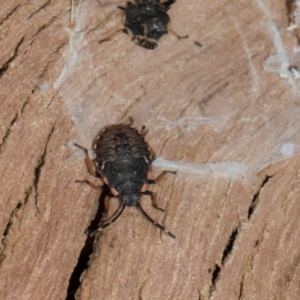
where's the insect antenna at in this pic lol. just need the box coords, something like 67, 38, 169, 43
89, 202, 126, 236
136, 203, 175, 239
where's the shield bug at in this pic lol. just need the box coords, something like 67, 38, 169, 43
74, 124, 176, 238
99, 0, 188, 49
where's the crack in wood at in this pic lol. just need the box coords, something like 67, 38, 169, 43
33, 124, 55, 212
236, 222, 268, 299
1, 201, 21, 246
34, 41, 68, 85
0, 113, 18, 153
199, 81, 230, 106
0, 187, 32, 263
0, 124, 55, 263
138, 280, 146, 300
158, 134, 172, 157
250, 233, 265, 270
65, 189, 110, 300
0, 93, 31, 153
159, 170, 177, 238
0, 4, 21, 26
238, 273, 245, 300
208, 263, 221, 298
197, 288, 202, 300
0, 37, 24, 78
29, 15, 59, 47
27, 0, 52, 21
221, 224, 240, 265
248, 174, 274, 219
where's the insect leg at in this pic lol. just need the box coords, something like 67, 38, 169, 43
73, 142, 99, 177
99, 194, 111, 226
136, 203, 175, 239
132, 36, 158, 49
168, 28, 189, 40
143, 190, 164, 212
148, 170, 176, 184
75, 179, 105, 190
161, 0, 176, 11
146, 145, 156, 160
89, 202, 126, 237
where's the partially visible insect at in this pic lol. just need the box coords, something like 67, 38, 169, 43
74, 123, 176, 238
100, 0, 188, 49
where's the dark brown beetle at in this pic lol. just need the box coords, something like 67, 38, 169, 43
100, 0, 188, 50
75, 124, 176, 238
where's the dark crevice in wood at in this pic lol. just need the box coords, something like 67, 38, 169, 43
0, 4, 21, 27
1, 201, 22, 238
158, 134, 172, 157
21, 94, 31, 115
248, 175, 274, 219
46, 95, 57, 108
0, 187, 32, 263
199, 81, 230, 106
34, 40, 67, 84
221, 225, 240, 265
33, 124, 55, 212
0, 113, 18, 153
27, 0, 52, 20
0, 122, 56, 261
0, 121, 56, 258
0, 92, 31, 153
29, 14, 59, 47
65, 189, 109, 300
0, 37, 24, 78
209, 263, 221, 297
138, 281, 146, 300
238, 273, 245, 299
197, 288, 202, 300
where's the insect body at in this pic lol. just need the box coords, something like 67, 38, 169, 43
100, 0, 188, 49
122, 0, 172, 49
75, 124, 176, 238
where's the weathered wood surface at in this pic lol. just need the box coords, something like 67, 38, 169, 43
0, 0, 300, 299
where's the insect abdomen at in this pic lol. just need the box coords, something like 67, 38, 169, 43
93, 124, 153, 168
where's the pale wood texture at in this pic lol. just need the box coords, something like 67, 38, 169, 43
1, 0, 300, 300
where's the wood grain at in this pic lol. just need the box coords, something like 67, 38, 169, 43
0, 1, 300, 300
